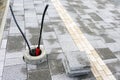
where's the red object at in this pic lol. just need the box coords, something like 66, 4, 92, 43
35, 47, 41, 56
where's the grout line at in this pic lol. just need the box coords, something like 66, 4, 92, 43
51, 0, 116, 80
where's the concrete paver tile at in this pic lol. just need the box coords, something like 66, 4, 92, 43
28, 69, 51, 80
2, 64, 27, 80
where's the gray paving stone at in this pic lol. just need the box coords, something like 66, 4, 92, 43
48, 53, 64, 60
26, 28, 40, 35
3, 30, 8, 39
90, 39, 107, 48
9, 26, 20, 34
25, 22, 38, 28
9, 20, 24, 33
53, 26, 68, 35
27, 64, 36, 71
37, 14, 49, 20
113, 72, 120, 80
28, 69, 51, 80
35, 7, 44, 15
0, 39, 7, 49
14, 11, 24, 16
89, 13, 103, 21
34, 1, 43, 5
49, 60, 65, 75
114, 28, 120, 34
114, 51, 120, 60
57, 34, 73, 42
43, 39, 61, 49
0, 62, 4, 70
48, 9, 59, 18
36, 61, 49, 69
25, 11, 36, 18
84, 33, 101, 40
106, 60, 120, 79
96, 48, 117, 60
106, 43, 120, 52
26, 34, 43, 46
106, 31, 120, 39
51, 73, 76, 80
6, 34, 25, 52
27, 61, 48, 71
0, 69, 3, 77
43, 24, 54, 32
2, 64, 27, 80
13, 6, 24, 12
13, 15, 24, 21
6, 51, 23, 59
10, 18, 17, 27
100, 34, 116, 43
4, 18, 11, 30
80, 26, 94, 34
25, 17, 37, 23
24, 0, 33, 4
5, 57, 25, 66
24, 4, 34, 10
0, 49, 6, 61
51, 72, 95, 80
60, 40, 79, 52
46, 48, 63, 54
42, 32, 57, 39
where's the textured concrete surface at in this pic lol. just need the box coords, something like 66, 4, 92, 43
0, 0, 120, 80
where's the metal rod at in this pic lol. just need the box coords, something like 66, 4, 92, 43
38, 4, 49, 48
9, 5, 31, 52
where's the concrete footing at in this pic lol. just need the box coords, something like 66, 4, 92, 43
62, 51, 91, 77
23, 45, 46, 64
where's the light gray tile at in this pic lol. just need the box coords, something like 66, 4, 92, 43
28, 69, 51, 80
49, 60, 65, 75
48, 53, 64, 60
0, 49, 6, 61
0, 69, 3, 77
51, 73, 76, 80
43, 39, 61, 49
27, 61, 48, 71
60, 41, 79, 52
89, 13, 103, 21
96, 48, 117, 60
6, 51, 23, 59
7, 35, 25, 52
46, 48, 63, 54
2, 65, 27, 80
5, 58, 25, 66
25, 22, 38, 28
2, 31, 9, 39
57, 34, 73, 42
42, 32, 57, 39
106, 43, 120, 52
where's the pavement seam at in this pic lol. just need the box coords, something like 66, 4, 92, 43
51, 0, 116, 80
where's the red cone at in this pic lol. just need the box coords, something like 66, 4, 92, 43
35, 47, 41, 56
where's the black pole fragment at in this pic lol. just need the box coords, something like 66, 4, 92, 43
37, 4, 49, 48
9, 5, 31, 52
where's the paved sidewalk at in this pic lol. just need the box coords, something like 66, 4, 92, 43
0, 0, 120, 80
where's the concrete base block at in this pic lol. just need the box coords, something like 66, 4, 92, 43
62, 51, 91, 77
23, 45, 46, 64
